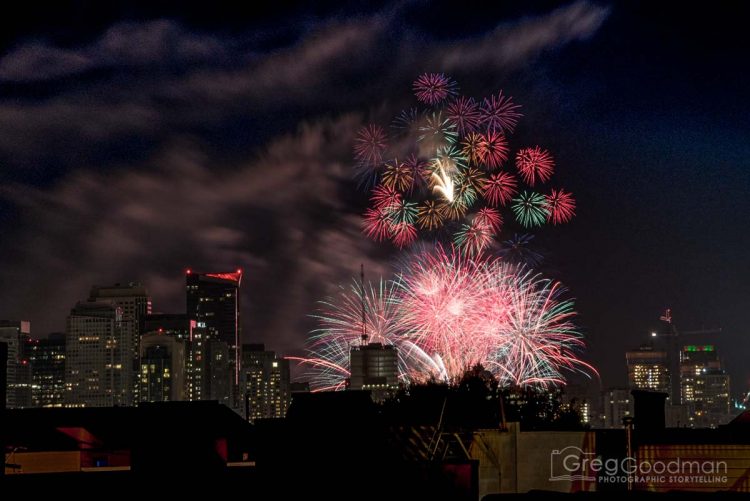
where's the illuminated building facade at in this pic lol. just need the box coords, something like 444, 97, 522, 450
28, 333, 66, 408
241, 344, 290, 422
64, 301, 132, 407
626, 345, 671, 397
139, 333, 186, 402
349, 343, 398, 392
0, 320, 32, 408
680, 345, 731, 427
600, 387, 633, 428
186, 270, 242, 408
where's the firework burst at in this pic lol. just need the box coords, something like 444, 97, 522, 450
545, 188, 576, 225
516, 146, 555, 185
478, 130, 510, 169
479, 91, 522, 133
413, 73, 458, 105
446, 96, 481, 136
482, 171, 517, 206
299, 245, 596, 389
382, 159, 415, 193
512, 191, 549, 228
417, 200, 446, 230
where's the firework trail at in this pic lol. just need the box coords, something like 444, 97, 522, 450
299, 245, 596, 390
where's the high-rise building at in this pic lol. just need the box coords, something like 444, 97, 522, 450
139, 333, 186, 402
626, 345, 670, 397
64, 301, 132, 407
680, 344, 730, 427
241, 344, 290, 422
600, 387, 634, 428
562, 384, 596, 426
348, 343, 398, 392
0, 320, 32, 408
89, 283, 152, 402
28, 333, 66, 408
186, 270, 242, 408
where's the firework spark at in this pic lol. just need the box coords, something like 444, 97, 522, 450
454, 222, 493, 256
417, 200, 446, 230
382, 158, 415, 193
474, 207, 503, 233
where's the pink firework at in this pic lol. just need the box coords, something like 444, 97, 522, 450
516, 146, 555, 185
363, 206, 393, 241
404, 154, 428, 190
545, 189, 576, 225
354, 124, 387, 166
391, 222, 418, 248
446, 96, 481, 136
478, 130, 509, 169
413, 73, 458, 105
474, 207, 503, 233
370, 185, 402, 210
482, 172, 518, 206
479, 91, 522, 133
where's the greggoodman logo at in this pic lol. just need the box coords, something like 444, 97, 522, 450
549, 446, 728, 485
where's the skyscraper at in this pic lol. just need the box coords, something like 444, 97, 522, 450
0, 320, 32, 408
89, 283, 152, 402
241, 344, 290, 422
186, 269, 242, 408
28, 333, 66, 408
139, 333, 186, 402
626, 344, 670, 397
65, 301, 132, 407
680, 344, 731, 427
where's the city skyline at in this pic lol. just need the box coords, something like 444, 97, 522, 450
0, 2, 748, 392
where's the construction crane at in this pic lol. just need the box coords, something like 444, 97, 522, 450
652, 308, 722, 404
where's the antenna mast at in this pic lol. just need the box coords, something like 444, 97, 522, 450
361, 263, 368, 346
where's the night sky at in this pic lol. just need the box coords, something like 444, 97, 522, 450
0, 1, 748, 392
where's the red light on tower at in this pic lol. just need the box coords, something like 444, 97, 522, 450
236, 268, 242, 274
186, 268, 192, 275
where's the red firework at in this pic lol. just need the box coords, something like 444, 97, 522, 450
363, 206, 393, 241
474, 207, 503, 233
479, 91, 522, 133
545, 189, 576, 225
516, 146, 555, 185
478, 130, 509, 169
370, 185, 402, 210
404, 154, 428, 190
413, 73, 458, 105
446, 96, 481, 136
482, 171, 518, 206
391, 222, 418, 248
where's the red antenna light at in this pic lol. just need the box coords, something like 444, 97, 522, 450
236, 268, 242, 274
186, 268, 192, 275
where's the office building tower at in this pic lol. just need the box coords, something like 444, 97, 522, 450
349, 343, 398, 392
600, 387, 634, 428
139, 333, 186, 402
186, 270, 242, 408
626, 344, 671, 397
89, 283, 152, 402
28, 333, 66, 408
680, 344, 730, 427
0, 320, 32, 408
241, 344, 290, 422
65, 301, 132, 407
